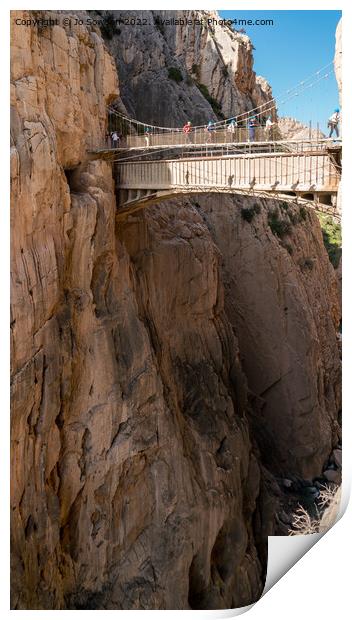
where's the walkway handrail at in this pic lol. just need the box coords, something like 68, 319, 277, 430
116, 150, 340, 193
90, 138, 342, 160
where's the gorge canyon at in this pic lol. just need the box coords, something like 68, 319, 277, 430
10, 10, 342, 610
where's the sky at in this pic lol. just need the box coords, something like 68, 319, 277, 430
220, 10, 341, 132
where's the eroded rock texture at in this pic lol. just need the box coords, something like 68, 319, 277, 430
101, 9, 276, 124
194, 195, 341, 477
11, 10, 341, 610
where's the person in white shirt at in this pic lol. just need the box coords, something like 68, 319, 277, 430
227, 119, 237, 142
265, 116, 274, 140
144, 127, 151, 147
111, 131, 120, 148
328, 109, 340, 138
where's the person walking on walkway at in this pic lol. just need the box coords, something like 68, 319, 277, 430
111, 131, 120, 148
328, 109, 340, 138
206, 121, 215, 143
265, 115, 274, 141
183, 121, 192, 143
144, 127, 151, 147
227, 118, 237, 142
248, 116, 256, 142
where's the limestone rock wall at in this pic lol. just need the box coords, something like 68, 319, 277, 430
11, 11, 273, 609
278, 117, 326, 140
194, 195, 341, 478
101, 9, 276, 125
118, 196, 341, 482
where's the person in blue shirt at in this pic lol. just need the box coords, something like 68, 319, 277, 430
248, 116, 256, 142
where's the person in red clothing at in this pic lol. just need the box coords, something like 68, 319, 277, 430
183, 121, 192, 142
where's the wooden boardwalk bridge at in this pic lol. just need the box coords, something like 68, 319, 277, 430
89, 139, 341, 220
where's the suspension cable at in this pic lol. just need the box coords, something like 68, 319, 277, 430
107, 62, 335, 132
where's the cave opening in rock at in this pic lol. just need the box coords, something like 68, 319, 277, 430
188, 554, 205, 610
64, 166, 81, 193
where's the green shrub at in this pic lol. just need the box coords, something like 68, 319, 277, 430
197, 82, 209, 98
317, 214, 342, 268
191, 63, 200, 79
268, 208, 292, 238
196, 82, 223, 117
241, 203, 261, 223
299, 206, 308, 221
241, 208, 254, 223
288, 210, 300, 225
280, 204, 309, 226
168, 67, 183, 82
253, 203, 261, 214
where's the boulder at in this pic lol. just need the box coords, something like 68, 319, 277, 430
323, 469, 341, 485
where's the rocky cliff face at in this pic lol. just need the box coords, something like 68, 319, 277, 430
118, 195, 341, 482
11, 12, 272, 609
195, 196, 341, 477
11, 10, 341, 610
99, 9, 276, 125
278, 117, 326, 140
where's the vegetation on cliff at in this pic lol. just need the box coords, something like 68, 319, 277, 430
317, 213, 342, 268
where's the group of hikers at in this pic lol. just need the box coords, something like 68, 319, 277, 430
180, 108, 340, 142
106, 116, 276, 148
180, 115, 276, 143
106, 108, 340, 148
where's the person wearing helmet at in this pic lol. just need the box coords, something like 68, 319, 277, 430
227, 118, 237, 130
144, 126, 151, 147
328, 108, 340, 138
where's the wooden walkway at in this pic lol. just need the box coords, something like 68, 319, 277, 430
89, 139, 341, 219
115, 150, 340, 218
